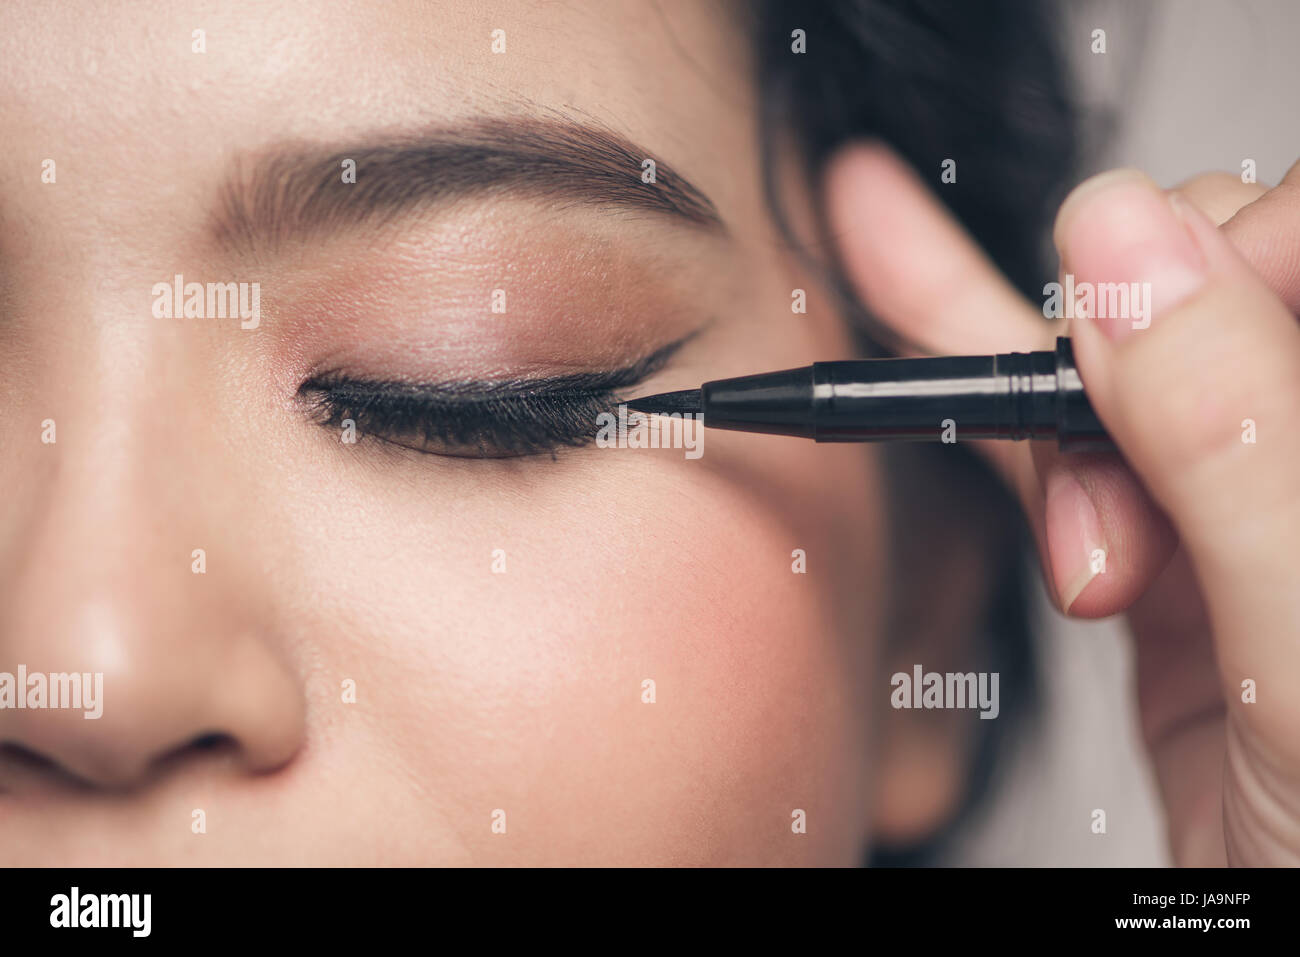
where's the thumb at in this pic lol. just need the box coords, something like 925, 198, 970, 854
1057, 169, 1300, 757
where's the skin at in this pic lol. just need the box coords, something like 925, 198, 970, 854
4, 0, 1295, 866
0, 1, 887, 865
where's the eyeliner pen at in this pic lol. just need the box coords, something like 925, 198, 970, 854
627, 337, 1114, 452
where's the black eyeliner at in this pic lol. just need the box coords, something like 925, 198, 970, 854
298, 334, 691, 458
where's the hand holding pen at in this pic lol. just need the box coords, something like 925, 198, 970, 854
817, 147, 1300, 866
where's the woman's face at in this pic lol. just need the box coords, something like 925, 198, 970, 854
0, 0, 885, 863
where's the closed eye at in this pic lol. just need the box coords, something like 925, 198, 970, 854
297, 335, 692, 459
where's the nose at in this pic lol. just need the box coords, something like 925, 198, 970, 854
0, 416, 305, 790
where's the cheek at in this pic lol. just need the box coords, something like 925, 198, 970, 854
270, 431, 884, 865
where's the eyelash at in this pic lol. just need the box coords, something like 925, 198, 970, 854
298, 375, 623, 459
297, 333, 695, 459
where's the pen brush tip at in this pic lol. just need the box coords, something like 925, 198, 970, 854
625, 388, 702, 415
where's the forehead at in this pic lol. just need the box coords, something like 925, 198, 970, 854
0, 1, 754, 226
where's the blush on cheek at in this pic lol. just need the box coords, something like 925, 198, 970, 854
266, 380, 883, 863
368, 450, 882, 864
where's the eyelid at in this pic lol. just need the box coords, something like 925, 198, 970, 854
299, 377, 617, 458
295, 331, 700, 459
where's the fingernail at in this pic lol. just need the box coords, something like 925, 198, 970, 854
1056, 173, 1209, 342
1045, 468, 1106, 613
1052, 168, 1150, 249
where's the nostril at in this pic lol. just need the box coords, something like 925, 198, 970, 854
100, 732, 239, 788
0, 741, 60, 773
0, 741, 92, 791
1, 732, 243, 793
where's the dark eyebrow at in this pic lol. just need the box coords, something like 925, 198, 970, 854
210, 115, 725, 255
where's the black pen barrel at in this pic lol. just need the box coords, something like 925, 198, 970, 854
699, 338, 1112, 451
